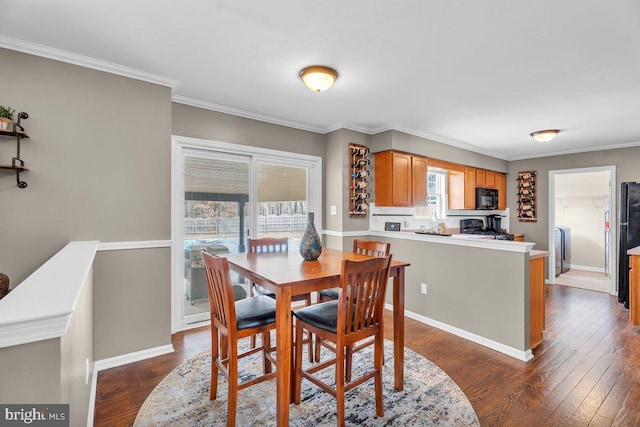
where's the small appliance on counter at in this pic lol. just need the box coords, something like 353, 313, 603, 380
385, 221, 401, 231
459, 218, 514, 240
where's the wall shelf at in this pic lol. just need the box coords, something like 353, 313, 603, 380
0, 112, 30, 188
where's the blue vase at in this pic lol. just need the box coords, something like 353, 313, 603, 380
299, 212, 322, 261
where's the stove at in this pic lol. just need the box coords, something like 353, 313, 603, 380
459, 219, 514, 241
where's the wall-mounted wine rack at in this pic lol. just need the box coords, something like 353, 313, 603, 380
349, 143, 370, 216
517, 170, 537, 222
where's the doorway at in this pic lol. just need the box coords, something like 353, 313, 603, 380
548, 166, 616, 295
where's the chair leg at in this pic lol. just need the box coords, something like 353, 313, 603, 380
261, 330, 272, 374
305, 294, 314, 363
314, 334, 322, 362
249, 284, 257, 350
374, 332, 384, 417
210, 325, 219, 400
227, 341, 238, 427
345, 344, 354, 383
293, 321, 305, 405
336, 344, 346, 427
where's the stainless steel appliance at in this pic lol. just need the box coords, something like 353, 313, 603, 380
459, 218, 514, 240
554, 226, 571, 277
618, 182, 640, 309
476, 187, 499, 210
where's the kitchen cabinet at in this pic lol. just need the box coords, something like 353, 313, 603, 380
530, 250, 549, 348
495, 172, 507, 210
464, 167, 476, 209
513, 233, 525, 242
629, 248, 640, 326
486, 171, 496, 188
374, 150, 427, 207
475, 169, 485, 188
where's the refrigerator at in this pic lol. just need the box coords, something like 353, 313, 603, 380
554, 226, 571, 277
618, 182, 640, 309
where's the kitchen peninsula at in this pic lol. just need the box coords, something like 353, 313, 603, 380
363, 229, 547, 361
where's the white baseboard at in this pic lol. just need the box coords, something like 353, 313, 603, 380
568, 264, 606, 273
94, 344, 175, 372
387, 303, 533, 362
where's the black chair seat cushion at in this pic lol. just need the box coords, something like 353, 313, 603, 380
235, 295, 276, 330
318, 287, 339, 300
293, 300, 341, 333
253, 284, 276, 299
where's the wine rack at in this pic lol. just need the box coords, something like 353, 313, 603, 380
517, 170, 537, 222
349, 143, 370, 216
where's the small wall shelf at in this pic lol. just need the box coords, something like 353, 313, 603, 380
0, 112, 30, 188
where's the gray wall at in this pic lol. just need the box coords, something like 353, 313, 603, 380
372, 129, 509, 173
508, 146, 640, 252
0, 48, 173, 359
370, 236, 529, 351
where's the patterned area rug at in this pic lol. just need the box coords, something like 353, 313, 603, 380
134, 339, 479, 426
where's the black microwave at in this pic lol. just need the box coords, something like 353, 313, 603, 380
476, 187, 498, 210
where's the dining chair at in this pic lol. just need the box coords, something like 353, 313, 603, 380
202, 251, 277, 427
316, 239, 391, 378
247, 237, 314, 361
292, 255, 392, 426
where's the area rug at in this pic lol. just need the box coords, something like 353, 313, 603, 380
134, 339, 479, 426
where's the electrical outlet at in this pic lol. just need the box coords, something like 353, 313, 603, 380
421, 283, 427, 294
330, 205, 337, 215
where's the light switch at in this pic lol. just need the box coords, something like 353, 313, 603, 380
330, 205, 337, 215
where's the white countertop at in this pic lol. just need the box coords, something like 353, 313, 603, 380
369, 230, 535, 253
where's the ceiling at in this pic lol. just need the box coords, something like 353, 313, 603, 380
2, 1, 640, 160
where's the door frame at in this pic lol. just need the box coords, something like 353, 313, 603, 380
548, 165, 617, 295
170, 135, 323, 332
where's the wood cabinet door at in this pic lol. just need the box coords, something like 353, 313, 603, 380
496, 173, 507, 210
486, 171, 496, 188
464, 167, 476, 209
373, 151, 392, 206
475, 169, 485, 188
392, 152, 412, 206
411, 156, 428, 206
448, 170, 465, 210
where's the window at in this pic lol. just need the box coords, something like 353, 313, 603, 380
427, 170, 447, 218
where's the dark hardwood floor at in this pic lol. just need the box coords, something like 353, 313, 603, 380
94, 284, 640, 426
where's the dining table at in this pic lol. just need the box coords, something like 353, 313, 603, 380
224, 247, 410, 426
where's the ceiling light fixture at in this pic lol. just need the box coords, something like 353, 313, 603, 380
530, 129, 559, 143
299, 65, 338, 92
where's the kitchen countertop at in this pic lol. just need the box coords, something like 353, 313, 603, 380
369, 229, 535, 253
628, 246, 640, 256
530, 250, 550, 260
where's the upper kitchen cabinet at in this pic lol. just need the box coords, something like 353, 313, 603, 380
495, 172, 507, 210
374, 150, 428, 206
464, 167, 476, 209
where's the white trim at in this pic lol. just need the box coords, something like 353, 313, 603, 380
93, 344, 175, 372
370, 230, 535, 253
568, 264, 606, 273
87, 366, 98, 427
508, 140, 640, 161
0, 35, 178, 89
172, 95, 325, 134
0, 241, 99, 349
97, 240, 172, 251
389, 304, 533, 362
322, 230, 369, 237
548, 166, 617, 295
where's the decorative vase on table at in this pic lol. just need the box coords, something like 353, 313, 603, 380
299, 212, 322, 261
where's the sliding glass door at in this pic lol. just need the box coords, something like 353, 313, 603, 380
172, 137, 322, 330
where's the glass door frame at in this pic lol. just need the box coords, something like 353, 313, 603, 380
171, 135, 323, 332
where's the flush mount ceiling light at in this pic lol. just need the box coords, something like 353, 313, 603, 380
530, 129, 560, 143
299, 65, 338, 92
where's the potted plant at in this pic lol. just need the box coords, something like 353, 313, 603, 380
0, 105, 15, 130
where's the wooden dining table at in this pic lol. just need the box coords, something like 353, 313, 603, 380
224, 247, 410, 426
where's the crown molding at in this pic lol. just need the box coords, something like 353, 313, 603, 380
507, 139, 640, 161
0, 35, 179, 88
172, 95, 327, 134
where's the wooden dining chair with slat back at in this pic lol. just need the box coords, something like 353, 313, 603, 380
292, 255, 392, 426
316, 239, 391, 378
202, 251, 278, 427
247, 237, 314, 361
